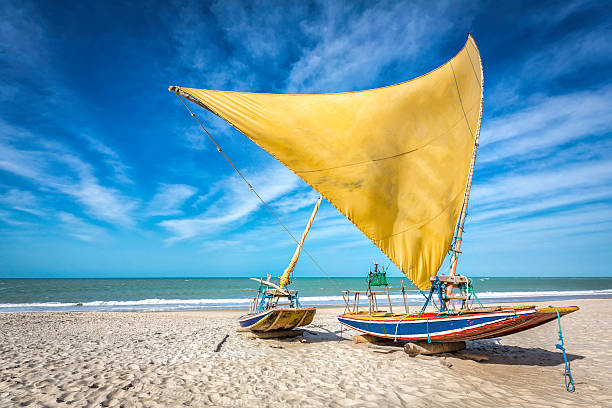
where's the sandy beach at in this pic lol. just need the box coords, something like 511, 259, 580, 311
0, 299, 610, 407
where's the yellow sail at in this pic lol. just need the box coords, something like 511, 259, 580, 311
279, 196, 322, 289
170, 35, 483, 290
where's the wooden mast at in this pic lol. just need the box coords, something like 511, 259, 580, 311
446, 51, 484, 297
279, 195, 322, 289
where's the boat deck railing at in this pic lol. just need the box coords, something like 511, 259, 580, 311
342, 288, 396, 315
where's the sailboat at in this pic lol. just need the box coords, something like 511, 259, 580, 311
237, 196, 320, 331
169, 34, 577, 341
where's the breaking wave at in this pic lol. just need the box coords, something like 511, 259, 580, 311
0, 289, 610, 313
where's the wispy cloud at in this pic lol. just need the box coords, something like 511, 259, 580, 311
272, 191, 320, 215
0, 188, 45, 216
488, 8, 611, 109
57, 212, 108, 242
145, 184, 197, 216
0, 209, 29, 227
159, 164, 300, 243
474, 160, 612, 206
0, 123, 137, 227
287, 1, 461, 92
481, 86, 612, 149
469, 203, 612, 245
521, 25, 612, 82
82, 134, 133, 185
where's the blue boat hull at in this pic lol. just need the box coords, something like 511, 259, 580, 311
338, 306, 578, 341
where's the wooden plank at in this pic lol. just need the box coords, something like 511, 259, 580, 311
367, 344, 403, 353
434, 275, 469, 284
404, 341, 466, 355
249, 278, 288, 294
446, 295, 468, 300
343, 290, 390, 294
263, 310, 285, 332
353, 334, 384, 344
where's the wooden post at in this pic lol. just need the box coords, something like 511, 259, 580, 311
401, 280, 409, 314
386, 286, 393, 313
340, 292, 349, 310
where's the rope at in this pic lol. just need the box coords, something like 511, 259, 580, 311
393, 314, 411, 342
176, 94, 345, 296
467, 279, 483, 308
549, 305, 575, 392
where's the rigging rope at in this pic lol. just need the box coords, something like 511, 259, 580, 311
393, 314, 411, 342
176, 94, 345, 295
549, 306, 575, 392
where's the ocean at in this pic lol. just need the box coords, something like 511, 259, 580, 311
0, 277, 610, 313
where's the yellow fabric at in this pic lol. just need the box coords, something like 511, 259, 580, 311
279, 196, 322, 289
173, 36, 483, 290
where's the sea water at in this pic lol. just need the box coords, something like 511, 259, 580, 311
0, 277, 610, 312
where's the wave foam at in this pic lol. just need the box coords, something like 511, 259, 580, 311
0, 289, 610, 312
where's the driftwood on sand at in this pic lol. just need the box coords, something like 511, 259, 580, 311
214, 334, 229, 352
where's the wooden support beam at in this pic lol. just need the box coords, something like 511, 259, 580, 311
404, 341, 466, 355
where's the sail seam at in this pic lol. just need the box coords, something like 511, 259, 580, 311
449, 61, 475, 141
296, 148, 419, 174
465, 42, 480, 86
295, 112, 476, 174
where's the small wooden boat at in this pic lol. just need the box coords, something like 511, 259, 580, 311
339, 269, 579, 342
237, 197, 321, 332
339, 305, 578, 342
239, 306, 316, 332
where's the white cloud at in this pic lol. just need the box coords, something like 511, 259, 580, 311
522, 25, 612, 82
480, 86, 612, 164
57, 212, 108, 242
470, 185, 612, 225
146, 184, 197, 216
272, 191, 320, 215
0, 125, 137, 227
468, 203, 612, 245
0, 189, 44, 216
0, 209, 29, 227
472, 160, 612, 207
82, 134, 133, 184
287, 1, 459, 93
159, 164, 300, 243
488, 20, 611, 109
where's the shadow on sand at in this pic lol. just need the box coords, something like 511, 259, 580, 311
297, 325, 345, 343
460, 339, 584, 367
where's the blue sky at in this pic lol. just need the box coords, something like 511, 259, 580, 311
0, 0, 611, 278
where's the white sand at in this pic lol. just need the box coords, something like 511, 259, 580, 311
0, 299, 610, 407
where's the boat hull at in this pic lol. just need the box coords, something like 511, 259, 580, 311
239, 307, 316, 332
338, 306, 578, 342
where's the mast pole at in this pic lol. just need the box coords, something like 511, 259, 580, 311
447, 49, 484, 296
279, 195, 322, 289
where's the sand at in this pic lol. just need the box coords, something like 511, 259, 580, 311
0, 299, 610, 407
